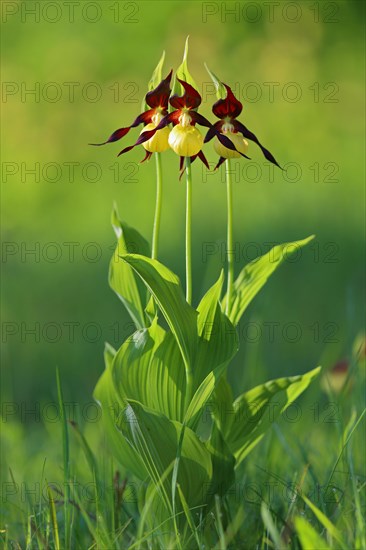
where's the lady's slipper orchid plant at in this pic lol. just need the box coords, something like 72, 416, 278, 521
90, 40, 320, 547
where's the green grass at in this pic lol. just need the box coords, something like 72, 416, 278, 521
2, 355, 365, 549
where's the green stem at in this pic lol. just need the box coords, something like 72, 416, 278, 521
151, 152, 163, 260
185, 157, 192, 305
225, 158, 234, 316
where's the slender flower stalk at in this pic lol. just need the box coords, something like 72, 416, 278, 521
225, 159, 234, 316
206, 82, 281, 316
185, 157, 193, 305
152, 152, 163, 260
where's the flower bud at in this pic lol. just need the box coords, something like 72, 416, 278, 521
140, 123, 170, 153
168, 124, 204, 157
214, 131, 249, 159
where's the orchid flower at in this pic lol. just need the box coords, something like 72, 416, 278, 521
90, 71, 173, 163
205, 84, 281, 170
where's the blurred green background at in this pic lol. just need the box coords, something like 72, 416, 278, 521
2, 0, 364, 411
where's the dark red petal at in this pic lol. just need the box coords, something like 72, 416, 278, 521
216, 132, 251, 159
140, 150, 153, 163
212, 84, 242, 119
89, 127, 130, 146
170, 78, 201, 110
117, 111, 177, 157
204, 121, 223, 143
90, 110, 154, 146
190, 112, 212, 128
179, 157, 186, 181
145, 70, 173, 110
154, 111, 179, 130
214, 157, 226, 170
234, 120, 282, 168
197, 150, 210, 170
117, 127, 157, 157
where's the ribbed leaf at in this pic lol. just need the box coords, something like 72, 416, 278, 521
185, 273, 238, 429
120, 401, 212, 511
195, 271, 238, 386
120, 254, 198, 372
222, 236, 315, 326
227, 366, 321, 467
210, 376, 235, 438
204, 424, 235, 507
109, 205, 150, 329
93, 343, 147, 480
111, 319, 186, 421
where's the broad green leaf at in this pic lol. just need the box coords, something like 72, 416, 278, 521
301, 495, 346, 549
227, 366, 321, 467
111, 204, 150, 257
104, 341, 116, 368
185, 366, 227, 431
222, 236, 315, 326
111, 319, 187, 421
120, 254, 198, 372
210, 376, 235, 438
294, 516, 331, 550
173, 36, 197, 97
204, 424, 235, 507
195, 271, 238, 385
110, 205, 150, 329
184, 273, 238, 429
196, 270, 224, 337
119, 401, 212, 511
204, 63, 226, 100
93, 344, 147, 480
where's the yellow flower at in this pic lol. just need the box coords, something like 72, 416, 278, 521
151, 80, 211, 169
214, 130, 248, 159
168, 124, 203, 157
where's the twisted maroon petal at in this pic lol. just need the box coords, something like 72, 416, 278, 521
117, 127, 157, 157
216, 132, 250, 159
140, 150, 153, 163
214, 156, 226, 170
205, 122, 250, 159
154, 111, 180, 130
234, 120, 281, 168
204, 121, 223, 143
190, 111, 212, 128
170, 78, 201, 110
145, 70, 173, 110
90, 110, 154, 146
212, 84, 242, 119
197, 150, 210, 170
179, 156, 185, 173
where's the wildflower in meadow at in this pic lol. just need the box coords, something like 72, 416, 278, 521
205, 83, 281, 169
91, 71, 173, 162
